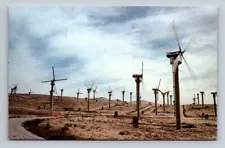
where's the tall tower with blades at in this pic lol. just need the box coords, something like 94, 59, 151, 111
12, 84, 19, 95
10, 87, 14, 100
93, 86, 98, 100
158, 87, 168, 113
28, 89, 33, 96
169, 95, 173, 105
197, 93, 200, 105
8, 85, 16, 101
76, 89, 82, 99
42, 66, 67, 111
121, 86, 126, 105
130, 92, 132, 105
166, 90, 170, 105
132, 61, 144, 120
152, 79, 161, 115
200, 91, 205, 108
166, 21, 196, 129
158, 90, 167, 113
108, 87, 112, 109
140, 62, 144, 103
211, 92, 217, 117
86, 82, 94, 112
193, 94, 196, 105
60, 89, 64, 99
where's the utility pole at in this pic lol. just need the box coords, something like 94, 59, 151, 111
132, 74, 142, 119
42, 67, 67, 111
200, 91, 204, 108
211, 92, 217, 117
60, 89, 64, 99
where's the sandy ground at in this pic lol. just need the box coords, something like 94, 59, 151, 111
8, 93, 217, 140
22, 110, 216, 140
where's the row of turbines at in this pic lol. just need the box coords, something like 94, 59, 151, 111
9, 21, 217, 130
41, 65, 143, 111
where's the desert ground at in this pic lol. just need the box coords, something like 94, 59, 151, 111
8, 93, 217, 140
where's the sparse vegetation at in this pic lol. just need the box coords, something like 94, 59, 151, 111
9, 93, 216, 140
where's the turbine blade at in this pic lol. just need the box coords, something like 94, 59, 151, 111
182, 55, 197, 81
52, 66, 55, 80
157, 79, 161, 89
90, 81, 95, 90
55, 78, 67, 81
54, 84, 58, 95
42, 80, 52, 83
183, 36, 193, 53
172, 20, 182, 52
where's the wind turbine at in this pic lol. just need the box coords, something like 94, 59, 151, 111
53, 82, 60, 100
76, 89, 82, 99
28, 89, 33, 96
130, 92, 133, 105
8, 85, 15, 101
211, 92, 217, 117
166, 20, 196, 129
165, 87, 171, 106
158, 88, 168, 113
42, 66, 67, 110
140, 62, 144, 103
121, 85, 126, 105
12, 84, 19, 95
132, 61, 144, 120
152, 79, 161, 115
60, 89, 64, 99
86, 82, 94, 112
108, 86, 112, 109
93, 86, 98, 100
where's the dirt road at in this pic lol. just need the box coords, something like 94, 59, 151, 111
8, 117, 44, 140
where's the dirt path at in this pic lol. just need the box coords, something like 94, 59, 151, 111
8, 117, 53, 140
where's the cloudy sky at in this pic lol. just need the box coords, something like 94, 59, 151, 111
8, 6, 217, 104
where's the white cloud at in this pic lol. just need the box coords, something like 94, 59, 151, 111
8, 6, 217, 105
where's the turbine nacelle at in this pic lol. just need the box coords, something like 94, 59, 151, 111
166, 51, 182, 65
